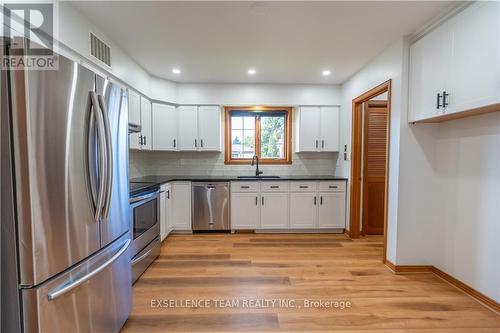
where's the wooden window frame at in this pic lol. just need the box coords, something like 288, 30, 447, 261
224, 106, 292, 165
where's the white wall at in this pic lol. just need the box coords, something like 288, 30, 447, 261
340, 39, 408, 262
58, 2, 151, 96
434, 113, 500, 302
173, 83, 340, 106
341, 37, 499, 302
150, 76, 177, 103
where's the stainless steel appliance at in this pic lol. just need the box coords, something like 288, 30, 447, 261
1, 38, 131, 332
192, 182, 230, 231
129, 185, 161, 283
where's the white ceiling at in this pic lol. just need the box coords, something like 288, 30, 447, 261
71, 1, 453, 84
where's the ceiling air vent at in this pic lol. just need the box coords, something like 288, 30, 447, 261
90, 33, 111, 67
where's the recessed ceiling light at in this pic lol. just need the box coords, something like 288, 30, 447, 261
322, 70, 331, 76
248, 68, 256, 75
172, 68, 181, 74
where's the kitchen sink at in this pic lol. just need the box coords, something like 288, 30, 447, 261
237, 175, 281, 179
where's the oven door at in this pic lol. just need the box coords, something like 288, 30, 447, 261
130, 191, 160, 257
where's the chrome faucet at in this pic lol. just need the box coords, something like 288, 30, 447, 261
251, 155, 263, 177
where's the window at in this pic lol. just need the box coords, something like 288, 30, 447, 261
224, 106, 292, 164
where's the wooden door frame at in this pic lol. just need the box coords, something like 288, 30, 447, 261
349, 80, 392, 263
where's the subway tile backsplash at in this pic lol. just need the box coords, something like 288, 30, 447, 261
129, 150, 338, 178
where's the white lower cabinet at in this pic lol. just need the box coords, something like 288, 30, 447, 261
171, 182, 192, 231
230, 181, 346, 231
159, 189, 167, 240
289, 192, 317, 228
230, 192, 260, 229
318, 192, 345, 229
160, 183, 173, 240
260, 192, 289, 229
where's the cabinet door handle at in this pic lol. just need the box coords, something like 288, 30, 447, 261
194, 139, 197, 147
143, 135, 146, 146
322, 140, 325, 149
139, 135, 143, 145
166, 190, 170, 199
315, 140, 318, 148
262, 196, 264, 205
320, 196, 323, 205
201, 139, 204, 148
314, 196, 317, 205
436, 93, 442, 109
443, 91, 449, 108
255, 196, 258, 205
173, 139, 176, 148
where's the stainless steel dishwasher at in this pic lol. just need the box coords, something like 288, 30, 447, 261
192, 182, 230, 231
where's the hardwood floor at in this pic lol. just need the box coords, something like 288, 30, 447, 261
121, 233, 500, 332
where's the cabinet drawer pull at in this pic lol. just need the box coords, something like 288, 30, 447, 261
329, 185, 338, 189
270, 186, 279, 189
240, 186, 250, 189
255, 196, 258, 205
314, 196, 317, 205
262, 196, 264, 205
443, 91, 449, 108
299, 185, 309, 189
320, 196, 323, 205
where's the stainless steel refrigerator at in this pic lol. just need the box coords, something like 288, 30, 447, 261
1, 38, 132, 332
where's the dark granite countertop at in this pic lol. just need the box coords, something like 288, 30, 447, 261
130, 175, 348, 188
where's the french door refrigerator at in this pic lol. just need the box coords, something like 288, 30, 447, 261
1, 38, 132, 332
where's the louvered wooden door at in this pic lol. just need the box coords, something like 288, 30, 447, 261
361, 100, 388, 235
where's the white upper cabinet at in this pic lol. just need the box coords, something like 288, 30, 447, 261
296, 106, 339, 152
197, 106, 222, 151
409, 23, 450, 122
128, 90, 142, 150
177, 106, 199, 151
297, 107, 320, 152
320, 107, 340, 152
140, 97, 152, 150
408, 2, 500, 122
152, 103, 177, 151
446, 2, 500, 114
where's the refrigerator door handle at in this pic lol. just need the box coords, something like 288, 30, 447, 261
89, 92, 106, 222
47, 239, 131, 301
97, 94, 113, 219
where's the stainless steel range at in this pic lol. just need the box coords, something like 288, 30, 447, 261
129, 183, 161, 283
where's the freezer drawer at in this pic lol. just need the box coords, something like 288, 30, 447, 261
192, 182, 230, 230
21, 235, 132, 333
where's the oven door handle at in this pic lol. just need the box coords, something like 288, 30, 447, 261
130, 192, 157, 204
